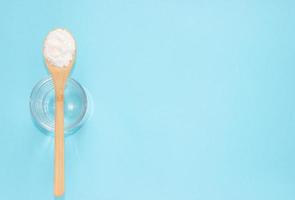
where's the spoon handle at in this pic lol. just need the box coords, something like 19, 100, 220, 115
54, 91, 65, 196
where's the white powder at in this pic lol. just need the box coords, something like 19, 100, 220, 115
43, 28, 76, 68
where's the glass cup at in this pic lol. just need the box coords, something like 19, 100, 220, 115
30, 76, 90, 136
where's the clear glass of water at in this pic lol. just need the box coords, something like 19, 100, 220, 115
30, 76, 90, 136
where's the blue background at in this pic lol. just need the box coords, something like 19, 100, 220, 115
0, 0, 294, 199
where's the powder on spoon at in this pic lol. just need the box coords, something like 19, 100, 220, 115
43, 28, 76, 68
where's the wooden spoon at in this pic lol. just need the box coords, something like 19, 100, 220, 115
44, 31, 76, 196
